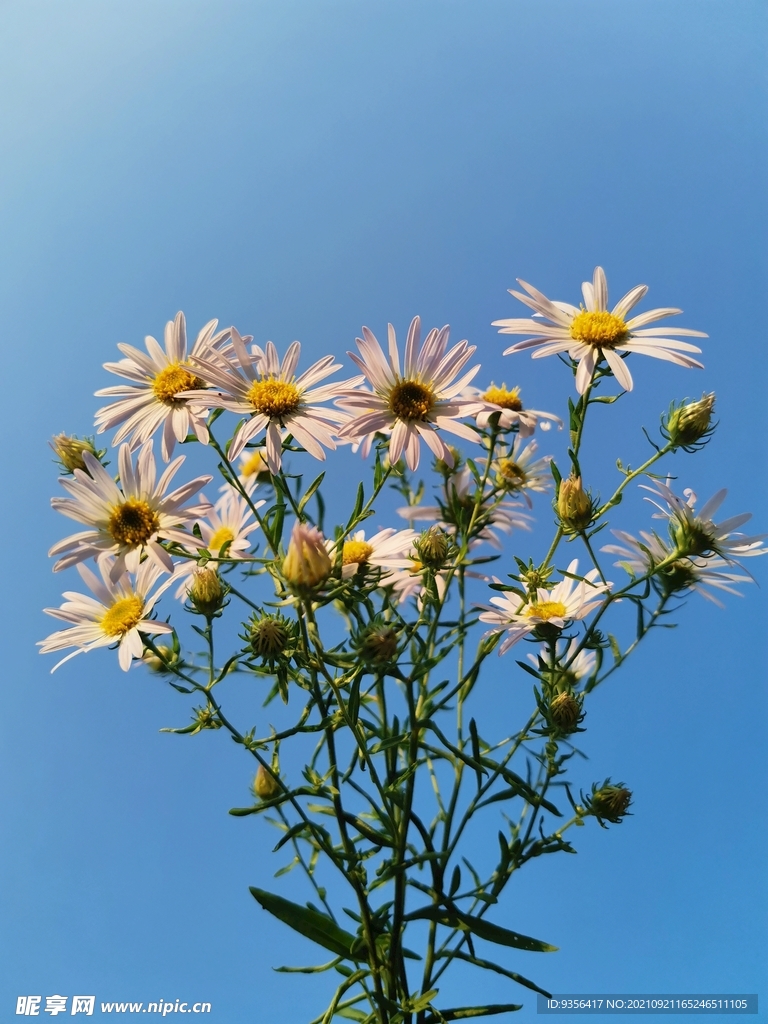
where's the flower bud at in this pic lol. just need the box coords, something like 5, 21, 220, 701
50, 434, 103, 474
358, 624, 399, 665
587, 780, 632, 823
558, 476, 593, 532
282, 521, 332, 589
254, 764, 281, 800
415, 527, 450, 570
549, 691, 583, 733
142, 644, 179, 674
250, 614, 291, 658
664, 393, 715, 450
189, 567, 225, 616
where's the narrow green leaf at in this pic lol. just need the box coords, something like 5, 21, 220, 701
250, 887, 359, 959
437, 949, 551, 998
228, 805, 259, 817
449, 865, 462, 898
273, 821, 310, 852
423, 1003, 522, 1022
404, 905, 556, 952
409, 988, 439, 1012
298, 472, 325, 516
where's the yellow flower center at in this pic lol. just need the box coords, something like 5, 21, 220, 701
101, 595, 144, 637
152, 363, 205, 405
108, 499, 160, 546
498, 460, 527, 489
240, 450, 270, 477
525, 600, 567, 621
483, 385, 522, 410
388, 380, 435, 422
342, 540, 374, 565
209, 526, 236, 552
247, 378, 302, 418
569, 310, 629, 349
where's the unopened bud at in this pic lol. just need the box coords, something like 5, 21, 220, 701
358, 624, 399, 664
189, 567, 225, 616
664, 393, 715, 450
549, 692, 583, 733
250, 615, 290, 658
415, 527, 450, 570
142, 644, 179, 674
50, 434, 102, 474
254, 764, 281, 800
282, 521, 332, 589
588, 780, 632, 823
558, 476, 593, 532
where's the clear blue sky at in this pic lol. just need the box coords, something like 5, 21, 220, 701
1, 2, 766, 1020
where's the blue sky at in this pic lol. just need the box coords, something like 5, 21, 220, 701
1, 2, 766, 1020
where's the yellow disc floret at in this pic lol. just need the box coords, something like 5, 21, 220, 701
208, 526, 236, 552
342, 540, 374, 565
247, 378, 302, 419
483, 385, 522, 410
240, 450, 270, 477
525, 600, 567, 621
497, 460, 527, 489
101, 595, 145, 637
152, 363, 205, 405
569, 310, 629, 349
108, 499, 160, 546
388, 380, 435, 421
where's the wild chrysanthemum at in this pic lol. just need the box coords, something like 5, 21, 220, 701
493, 267, 706, 394
491, 437, 552, 507
185, 332, 362, 472
479, 559, 611, 655
641, 479, 768, 564
38, 558, 175, 672
462, 383, 562, 436
49, 442, 211, 581
603, 527, 762, 606
398, 465, 532, 549
336, 317, 484, 471
95, 312, 230, 462
327, 528, 418, 580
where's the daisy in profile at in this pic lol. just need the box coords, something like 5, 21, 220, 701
478, 559, 611, 655
493, 266, 706, 394
335, 317, 484, 471
640, 479, 768, 565
327, 527, 418, 580
462, 383, 562, 436
491, 437, 552, 508
397, 464, 532, 548
185, 331, 362, 472
95, 312, 231, 462
602, 527, 757, 607
49, 442, 211, 581
38, 557, 175, 672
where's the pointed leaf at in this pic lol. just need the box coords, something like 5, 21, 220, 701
250, 887, 359, 959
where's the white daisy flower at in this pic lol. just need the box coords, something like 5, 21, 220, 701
48, 442, 211, 581
198, 484, 264, 557
237, 449, 272, 488
398, 464, 532, 548
493, 267, 707, 394
528, 638, 596, 684
38, 557, 175, 672
327, 528, 418, 580
641, 479, 768, 564
478, 559, 612, 655
94, 312, 230, 462
184, 331, 362, 472
335, 317, 484, 471
462, 383, 562, 436
602, 528, 757, 607
491, 437, 552, 508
